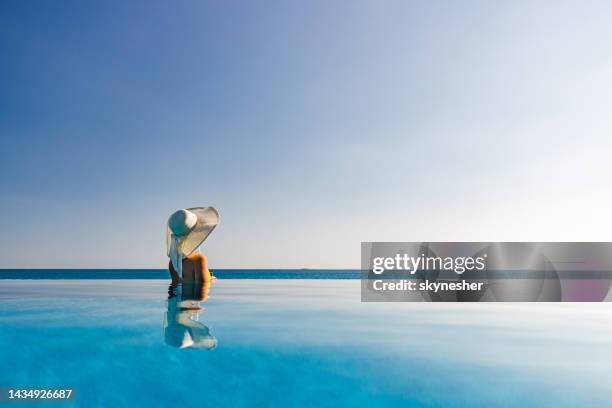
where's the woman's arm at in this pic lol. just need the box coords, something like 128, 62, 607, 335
199, 254, 212, 283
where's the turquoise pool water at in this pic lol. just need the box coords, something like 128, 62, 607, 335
1, 279, 611, 407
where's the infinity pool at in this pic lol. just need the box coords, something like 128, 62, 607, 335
0, 280, 611, 407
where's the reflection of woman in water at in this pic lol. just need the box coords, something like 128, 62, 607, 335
166, 207, 219, 284
164, 282, 217, 349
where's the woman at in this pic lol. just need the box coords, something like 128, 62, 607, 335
166, 207, 219, 284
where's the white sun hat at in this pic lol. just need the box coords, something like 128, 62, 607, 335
166, 207, 219, 275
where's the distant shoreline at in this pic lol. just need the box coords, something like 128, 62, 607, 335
0, 269, 361, 280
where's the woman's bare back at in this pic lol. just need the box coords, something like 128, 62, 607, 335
168, 252, 211, 283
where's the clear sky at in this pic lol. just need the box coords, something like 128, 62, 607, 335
1, 1, 611, 268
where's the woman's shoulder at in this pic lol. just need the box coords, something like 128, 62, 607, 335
188, 252, 207, 261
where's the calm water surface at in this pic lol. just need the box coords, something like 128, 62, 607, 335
0, 280, 611, 407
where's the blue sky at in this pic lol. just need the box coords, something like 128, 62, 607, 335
1, 1, 611, 268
